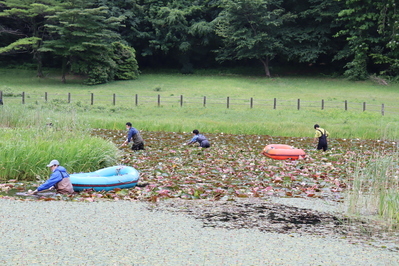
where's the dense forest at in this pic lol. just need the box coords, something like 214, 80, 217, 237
0, 0, 398, 84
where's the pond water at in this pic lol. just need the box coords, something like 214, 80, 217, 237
0, 183, 47, 198
1, 129, 398, 202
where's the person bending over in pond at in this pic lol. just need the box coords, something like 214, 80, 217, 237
30, 160, 74, 194
313, 124, 330, 151
121, 122, 145, 150
186, 129, 210, 148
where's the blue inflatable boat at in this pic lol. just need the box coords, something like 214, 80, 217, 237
69, 166, 139, 192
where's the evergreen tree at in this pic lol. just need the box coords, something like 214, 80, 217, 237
0, 0, 61, 77
110, 0, 220, 72
111, 42, 139, 80
41, 0, 124, 84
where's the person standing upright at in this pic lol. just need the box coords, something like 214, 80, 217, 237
313, 124, 329, 151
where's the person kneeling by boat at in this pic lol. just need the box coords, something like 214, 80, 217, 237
30, 160, 74, 195
185, 129, 210, 148
121, 122, 145, 150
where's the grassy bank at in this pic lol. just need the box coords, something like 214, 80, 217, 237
86, 106, 399, 139
0, 128, 119, 181
2, 103, 398, 140
1, 69, 399, 139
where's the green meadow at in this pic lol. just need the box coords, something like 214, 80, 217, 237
1, 68, 399, 140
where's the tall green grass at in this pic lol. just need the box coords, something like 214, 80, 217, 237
0, 128, 119, 181
2, 69, 399, 139
84, 105, 399, 139
2, 102, 399, 139
0, 102, 85, 130
347, 153, 399, 228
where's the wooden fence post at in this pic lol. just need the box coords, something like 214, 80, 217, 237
7, 92, 390, 117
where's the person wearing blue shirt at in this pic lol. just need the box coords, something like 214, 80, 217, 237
186, 129, 210, 148
30, 160, 74, 194
121, 122, 145, 150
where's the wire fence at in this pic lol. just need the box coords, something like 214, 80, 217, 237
0, 91, 398, 115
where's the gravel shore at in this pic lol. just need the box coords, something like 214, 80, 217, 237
0, 199, 398, 265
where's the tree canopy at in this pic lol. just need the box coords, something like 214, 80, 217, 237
41, 0, 125, 84
336, 0, 399, 79
0, 0, 398, 83
0, 0, 61, 77
215, 0, 288, 77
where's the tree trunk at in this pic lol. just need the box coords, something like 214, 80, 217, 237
61, 57, 67, 83
34, 51, 44, 78
260, 57, 271, 77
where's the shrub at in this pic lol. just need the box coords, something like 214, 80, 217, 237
111, 42, 139, 80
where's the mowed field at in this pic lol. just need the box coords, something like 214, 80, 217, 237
1, 69, 399, 139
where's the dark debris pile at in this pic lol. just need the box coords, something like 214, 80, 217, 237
149, 198, 399, 252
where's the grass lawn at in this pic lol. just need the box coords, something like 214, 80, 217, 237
2, 68, 399, 102
1, 68, 399, 139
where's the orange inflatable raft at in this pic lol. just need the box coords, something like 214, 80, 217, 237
262, 144, 306, 160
